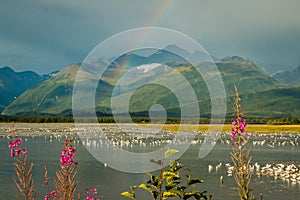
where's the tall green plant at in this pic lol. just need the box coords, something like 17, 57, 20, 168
121, 149, 212, 200
53, 138, 78, 200
230, 85, 254, 200
9, 122, 35, 200
7, 122, 101, 200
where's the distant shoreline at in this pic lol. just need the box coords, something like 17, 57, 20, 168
0, 123, 299, 134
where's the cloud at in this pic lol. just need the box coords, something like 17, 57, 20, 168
0, 0, 300, 73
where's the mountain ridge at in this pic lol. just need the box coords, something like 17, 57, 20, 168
0, 66, 50, 112
273, 65, 300, 86
3, 60, 296, 118
2, 47, 299, 118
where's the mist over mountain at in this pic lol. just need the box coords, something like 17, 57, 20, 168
254, 60, 297, 75
273, 65, 300, 86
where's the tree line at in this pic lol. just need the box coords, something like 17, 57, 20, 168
0, 115, 299, 124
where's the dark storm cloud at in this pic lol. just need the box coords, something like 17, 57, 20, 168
0, 0, 300, 73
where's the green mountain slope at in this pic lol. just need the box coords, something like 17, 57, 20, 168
239, 87, 300, 118
0, 66, 48, 112
216, 61, 283, 94
2, 65, 79, 115
3, 64, 114, 116
3, 59, 296, 118
273, 65, 300, 86
105, 61, 283, 115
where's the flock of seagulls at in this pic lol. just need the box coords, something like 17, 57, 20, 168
75, 128, 300, 151
259, 163, 300, 184
2, 124, 299, 149
1, 124, 299, 186
207, 161, 300, 185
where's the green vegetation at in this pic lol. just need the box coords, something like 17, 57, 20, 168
267, 117, 300, 125
121, 149, 212, 200
232, 87, 300, 118
1, 114, 300, 126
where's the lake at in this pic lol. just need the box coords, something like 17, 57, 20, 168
0, 123, 300, 199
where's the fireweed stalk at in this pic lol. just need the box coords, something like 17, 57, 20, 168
7, 123, 101, 200
43, 165, 57, 200
43, 138, 79, 200
9, 129, 36, 199
230, 85, 254, 200
53, 138, 78, 200
43, 139, 101, 200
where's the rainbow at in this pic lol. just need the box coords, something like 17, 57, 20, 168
117, 0, 174, 72
144, 0, 174, 27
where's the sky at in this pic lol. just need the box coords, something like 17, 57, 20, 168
1, 0, 300, 74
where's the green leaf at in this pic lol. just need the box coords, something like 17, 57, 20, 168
176, 186, 187, 192
153, 191, 159, 199
130, 185, 137, 191
164, 149, 179, 158
163, 190, 182, 198
163, 171, 180, 179
165, 176, 172, 184
165, 182, 178, 190
138, 183, 153, 193
120, 191, 135, 199
153, 174, 159, 182
146, 172, 153, 181
188, 178, 203, 186
172, 165, 183, 172
183, 190, 199, 199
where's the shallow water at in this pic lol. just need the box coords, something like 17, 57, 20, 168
0, 123, 300, 199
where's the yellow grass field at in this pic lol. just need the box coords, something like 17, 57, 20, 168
139, 124, 300, 134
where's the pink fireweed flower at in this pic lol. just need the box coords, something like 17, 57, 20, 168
8, 142, 14, 148
60, 156, 65, 164
86, 196, 99, 200
17, 138, 22, 145
239, 119, 247, 133
231, 120, 236, 127
22, 148, 27, 154
44, 195, 49, 200
92, 188, 97, 194
72, 147, 77, 153
83, 188, 100, 200
61, 149, 67, 155
9, 141, 17, 148
9, 138, 26, 157
238, 116, 242, 122
50, 190, 56, 197
230, 117, 249, 146
60, 139, 78, 168
84, 189, 88, 195
15, 149, 21, 156
10, 148, 15, 157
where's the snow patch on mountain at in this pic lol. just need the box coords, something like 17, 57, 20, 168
135, 63, 165, 73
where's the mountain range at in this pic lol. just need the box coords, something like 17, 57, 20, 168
0, 67, 53, 112
1, 46, 299, 118
272, 65, 300, 86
